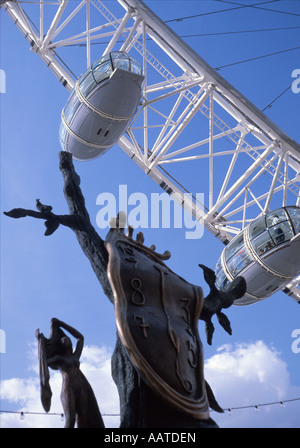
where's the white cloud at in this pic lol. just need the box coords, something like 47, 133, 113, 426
205, 340, 300, 428
1, 340, 299, 428
79, 345, 120, 421
0, 344, 119, 428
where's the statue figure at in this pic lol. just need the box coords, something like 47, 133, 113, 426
5, 151, 246, 428
36, 318, 104, 428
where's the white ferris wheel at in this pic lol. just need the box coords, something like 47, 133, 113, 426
2, 0, 300, 304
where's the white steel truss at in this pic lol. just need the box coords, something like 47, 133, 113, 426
2, 0, 300, 281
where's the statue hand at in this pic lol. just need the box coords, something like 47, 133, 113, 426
50, 317, 61, 327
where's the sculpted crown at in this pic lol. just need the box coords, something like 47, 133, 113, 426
108, 211, 171, 262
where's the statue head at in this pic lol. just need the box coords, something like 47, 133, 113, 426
60, 336, 73, 354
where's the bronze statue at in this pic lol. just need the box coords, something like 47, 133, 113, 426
106, 215, 246, 427
36, 318, 104, 428
5, 151, 246, 428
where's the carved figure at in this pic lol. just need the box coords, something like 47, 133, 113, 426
36, 199, 52, 213
36, 318, 104, 428
5, 152, 246, 428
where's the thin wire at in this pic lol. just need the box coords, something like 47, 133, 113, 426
1, 397, 299, 418
222, 397, 300, 413
0, 410, 119, 417
215, 46, 300, 70
1, 410, 65, 416
181, 26, 300, 38
165, 0, 281, 23
13, 0, 300, 83
216, 0, 300, 17
57, 25, 300, 48
262, 80, 299, 112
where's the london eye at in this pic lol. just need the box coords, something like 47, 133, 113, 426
2, 0, 300, 304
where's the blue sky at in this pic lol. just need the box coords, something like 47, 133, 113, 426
1, 0, 300, 428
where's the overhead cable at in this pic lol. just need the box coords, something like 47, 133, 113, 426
215, 0, 300, 17
181, 26, 300, 38
165, 0, 282, 23
1, 397, 299, 420
262, 80, 299, 112
215, 46, 300, 70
